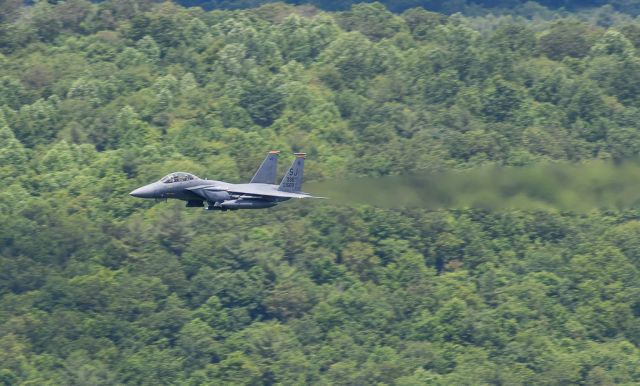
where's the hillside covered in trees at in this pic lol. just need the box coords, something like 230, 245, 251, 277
176, 0, 640, 16
3, 1, 640, 384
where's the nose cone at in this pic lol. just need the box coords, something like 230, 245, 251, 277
130, 184, 156, 198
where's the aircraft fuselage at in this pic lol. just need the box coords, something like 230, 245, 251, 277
129, 152, 319, 211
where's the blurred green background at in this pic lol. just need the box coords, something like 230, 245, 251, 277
3, 1, 640, 384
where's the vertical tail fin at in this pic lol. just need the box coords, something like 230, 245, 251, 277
250, 151, 279, 184
278, 153, 305, 192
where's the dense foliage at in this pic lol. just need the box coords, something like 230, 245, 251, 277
3, 1, 640, 384
178, 0, 640, 15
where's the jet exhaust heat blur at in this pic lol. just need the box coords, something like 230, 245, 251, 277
130, 152, 324, 211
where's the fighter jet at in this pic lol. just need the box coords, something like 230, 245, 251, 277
129, 151, 322, 210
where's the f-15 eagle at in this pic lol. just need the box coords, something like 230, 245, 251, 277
130, 152, 323, 210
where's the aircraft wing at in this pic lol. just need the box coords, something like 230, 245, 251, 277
187, 183, 324, 199
186, 184, 227, 192
225, 183, 324, 199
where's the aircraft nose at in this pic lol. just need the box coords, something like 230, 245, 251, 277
130, 185, 156, 198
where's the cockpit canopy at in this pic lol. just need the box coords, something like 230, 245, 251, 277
161, 172, 198, 184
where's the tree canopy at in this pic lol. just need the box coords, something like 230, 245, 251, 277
2, 1, 640, 384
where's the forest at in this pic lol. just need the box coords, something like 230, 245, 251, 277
174, 0, 640, 15
3, 0, 640, 384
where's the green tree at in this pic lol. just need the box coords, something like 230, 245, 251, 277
538, 21, 600, 60
0, 118, 28, 179
338, 2, 405, 41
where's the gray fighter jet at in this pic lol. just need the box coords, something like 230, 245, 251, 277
130, 152, 322, 210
